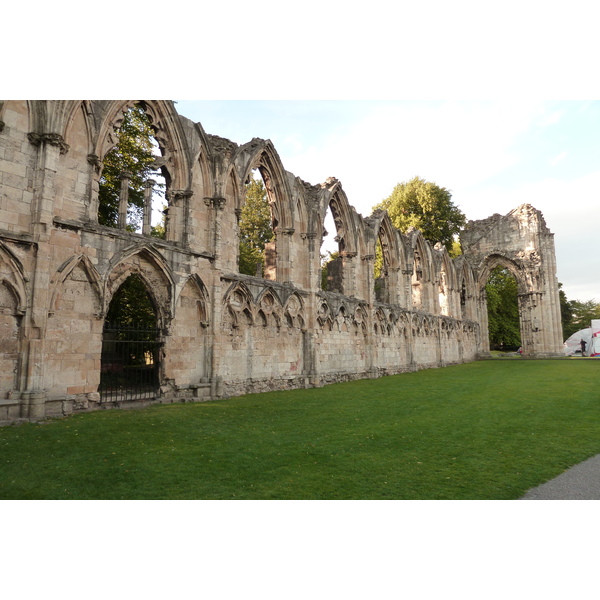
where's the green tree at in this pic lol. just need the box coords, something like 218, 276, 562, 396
375, 176, 466, 253
98, 104, 164, 233
558, 283, 573, 338
563, 299, 600, 339
321, 250, 339, 290
106, 274, 157, 328
485, 267, 521, 349
238, 173, 274, 276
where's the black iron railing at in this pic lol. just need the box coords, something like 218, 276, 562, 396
99, 322, 161, 402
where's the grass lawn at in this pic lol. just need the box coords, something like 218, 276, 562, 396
1, 359, 599, 500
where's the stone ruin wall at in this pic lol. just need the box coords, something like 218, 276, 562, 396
0, 100, 563, 424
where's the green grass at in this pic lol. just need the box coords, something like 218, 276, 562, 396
1, 360, 599, 499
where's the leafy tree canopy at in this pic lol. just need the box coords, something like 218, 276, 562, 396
558, 283, 573, 338
320, 250, 339, 290
98, 104, 164, 234
486, 267, 521, 349
106, 274, 157, 329
563, 298, 600, 339
238, 173, 274, 276
375, 176, 466, 253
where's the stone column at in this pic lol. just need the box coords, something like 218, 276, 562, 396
21, 132, 70, 419
340, 251, 357, 297
118, 171, 132, 229
142, 179, 156, 236
402, 269, 413, 309
204, 196, 226, 268
360, 254, 376, 375
275, 227, 295, 284
166, 189, 194, 244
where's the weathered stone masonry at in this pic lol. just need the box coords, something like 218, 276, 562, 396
0, 100, 564, 423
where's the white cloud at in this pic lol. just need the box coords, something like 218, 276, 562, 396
550, 151, 568, 166
279, 101, 599, 302
284, 101, 551, 215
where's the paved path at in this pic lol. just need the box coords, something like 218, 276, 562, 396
520, 454, 600, 500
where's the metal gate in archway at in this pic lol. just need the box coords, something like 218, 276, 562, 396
99, 321, 162, 402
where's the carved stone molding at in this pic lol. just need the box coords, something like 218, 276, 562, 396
27, 132, 70, 154
0, 120, 5, 133
169, 189, 193, 201
204, 196, 226, 210
87, 154, 101, 170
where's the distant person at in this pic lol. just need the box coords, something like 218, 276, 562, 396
580, 339, 587, 356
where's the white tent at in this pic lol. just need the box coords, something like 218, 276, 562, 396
591, 320, 600, 357
563, 324, 600, 356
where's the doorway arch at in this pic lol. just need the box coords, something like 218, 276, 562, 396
99, 274, 162, 402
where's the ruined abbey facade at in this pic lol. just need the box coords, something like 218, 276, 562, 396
0, 100, 564, 424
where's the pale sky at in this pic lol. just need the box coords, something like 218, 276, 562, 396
10, 2, 600, 305
176, 100, 600, 303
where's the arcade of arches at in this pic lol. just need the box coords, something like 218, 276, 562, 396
0, 100, 564, 423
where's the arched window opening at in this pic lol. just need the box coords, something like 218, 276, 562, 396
438, 265, 450, 316
460, 279, 467, 314
238, 169, 275, 277
485, 266, 521, 351
100, 274, 161, 402
374, 235, 386, 301
98, 104, 167, 238
0, 281, 21, 397
412, 248, 423, 310
320, 204, 341, 291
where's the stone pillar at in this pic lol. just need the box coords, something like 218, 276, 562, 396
276, 227, 295, 284
204, 196, 226, 268
166, 189, 194, 244
340, 251, 357, 297
87, 154, 102, 222
24, 390, 47, 420
401, 269, 413, 309
362, 254, 375, 307
20, 132, 69, 414
142, 179, 156, 236
118, 171, 132, 229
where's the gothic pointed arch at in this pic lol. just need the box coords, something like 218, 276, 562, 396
165, 273, 211, 385
232, 139, 295, 281
236, 139, 294, 231
63, 101, 95, 155
319, 178, 360, 257
0, 241, 27, 314
256, 286, 283, 310
104, 245, 174, 327
95, 100, 191, 191
318, 178, 365, 297
434, 245, 457, 317
283, 291, 305, 330
175, 273, 210, 324
257, 286, 284, 327
293, 178, 309, 236
369, 209, 408, 304
407, 229, 434, 311
223, 281, 255, 328
92, 101, 193, 240
49, 254, 102, 317
476, 253, 527, 295
454, 257, 477, 321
